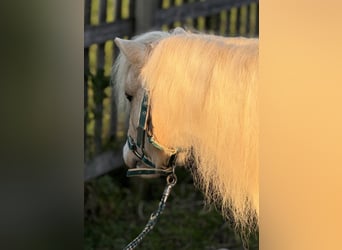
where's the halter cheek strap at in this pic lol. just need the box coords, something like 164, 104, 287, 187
126, 91, 178, 177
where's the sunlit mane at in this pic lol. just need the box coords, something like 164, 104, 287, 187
114, 30, 259, 236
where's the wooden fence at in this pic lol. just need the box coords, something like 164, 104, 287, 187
84, 0, 259, 181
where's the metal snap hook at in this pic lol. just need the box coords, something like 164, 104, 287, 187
166, 173, 177, 186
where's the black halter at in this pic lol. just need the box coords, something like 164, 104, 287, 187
126, 91, 178, 177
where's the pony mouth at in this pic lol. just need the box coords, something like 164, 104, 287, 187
135, 161, 159, 169
135, 161, 143, 168
133, 161, 153, 169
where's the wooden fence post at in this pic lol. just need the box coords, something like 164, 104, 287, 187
135, 0, 160, 34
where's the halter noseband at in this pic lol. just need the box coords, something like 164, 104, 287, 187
126, 91, 178, 177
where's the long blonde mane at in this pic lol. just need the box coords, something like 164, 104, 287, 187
115, 31, 259, 234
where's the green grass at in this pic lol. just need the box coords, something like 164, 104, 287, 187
84, 168, 259, 249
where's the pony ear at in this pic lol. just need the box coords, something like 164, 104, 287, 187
114, 38, 147, 66
172, 27, 187, 35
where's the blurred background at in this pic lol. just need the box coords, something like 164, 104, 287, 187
84, 0, 259, 249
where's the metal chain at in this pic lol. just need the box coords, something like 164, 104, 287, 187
123, 173, 177, 250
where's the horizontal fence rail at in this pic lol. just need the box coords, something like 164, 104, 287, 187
154, 0, 258, 26
84, 20, 134, 48
84, 150, 124, 181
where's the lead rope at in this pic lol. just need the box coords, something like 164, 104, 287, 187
123, 171, 177, 250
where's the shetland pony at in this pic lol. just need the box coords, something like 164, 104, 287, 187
113, 28, 259, 236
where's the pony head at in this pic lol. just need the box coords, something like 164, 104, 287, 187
113, 30, 184, 174
113, 28, 259, 235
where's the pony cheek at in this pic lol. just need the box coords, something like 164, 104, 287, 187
122, 141, 138, 168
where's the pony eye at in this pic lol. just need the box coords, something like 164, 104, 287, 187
125, 93, 133, 102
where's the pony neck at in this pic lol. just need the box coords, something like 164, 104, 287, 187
141, 35, 259, 231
